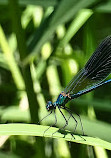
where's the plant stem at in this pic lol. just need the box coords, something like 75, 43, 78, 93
8, 0, 39, 124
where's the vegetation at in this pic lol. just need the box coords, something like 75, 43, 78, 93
0, 0, 111, 157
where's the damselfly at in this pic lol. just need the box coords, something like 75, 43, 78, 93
40, 36, 111, 135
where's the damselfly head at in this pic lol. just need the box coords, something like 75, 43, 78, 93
46, 101, 53, 111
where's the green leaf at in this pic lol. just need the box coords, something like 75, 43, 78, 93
25, 0, 98, 64
96, 1, 111, 13
0, 0, 57, 7
0, 25, 25, 90
0, 123, 111, 150
57, 9, 93, 48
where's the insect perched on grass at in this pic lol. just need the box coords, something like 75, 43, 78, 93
40, 36, 111, 135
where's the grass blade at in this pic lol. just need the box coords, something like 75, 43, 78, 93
0, 123, 111, 150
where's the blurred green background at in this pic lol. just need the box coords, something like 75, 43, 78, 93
0, 0, 111, 157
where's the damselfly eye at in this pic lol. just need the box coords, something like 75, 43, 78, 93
46, 101, 53, 111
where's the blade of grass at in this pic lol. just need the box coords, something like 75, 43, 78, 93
25, 0, 98, 64
0, 25, 25, 90
0, 0, 57, 7
0, 54, 9, 69
0, 123, 111, 150
9, 0, 39, 123
73, 98, 111, 112
95, 1, 111, 13
9, 0, 45, 157
1, 105, 111, 143
58, 9, 93, 48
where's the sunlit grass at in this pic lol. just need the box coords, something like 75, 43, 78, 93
0, 0, 111, 157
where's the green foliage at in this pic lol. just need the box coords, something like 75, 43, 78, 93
0, 0, 111, 157
0, 124, 111, 150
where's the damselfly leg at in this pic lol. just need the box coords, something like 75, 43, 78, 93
43, 109, 57, 136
